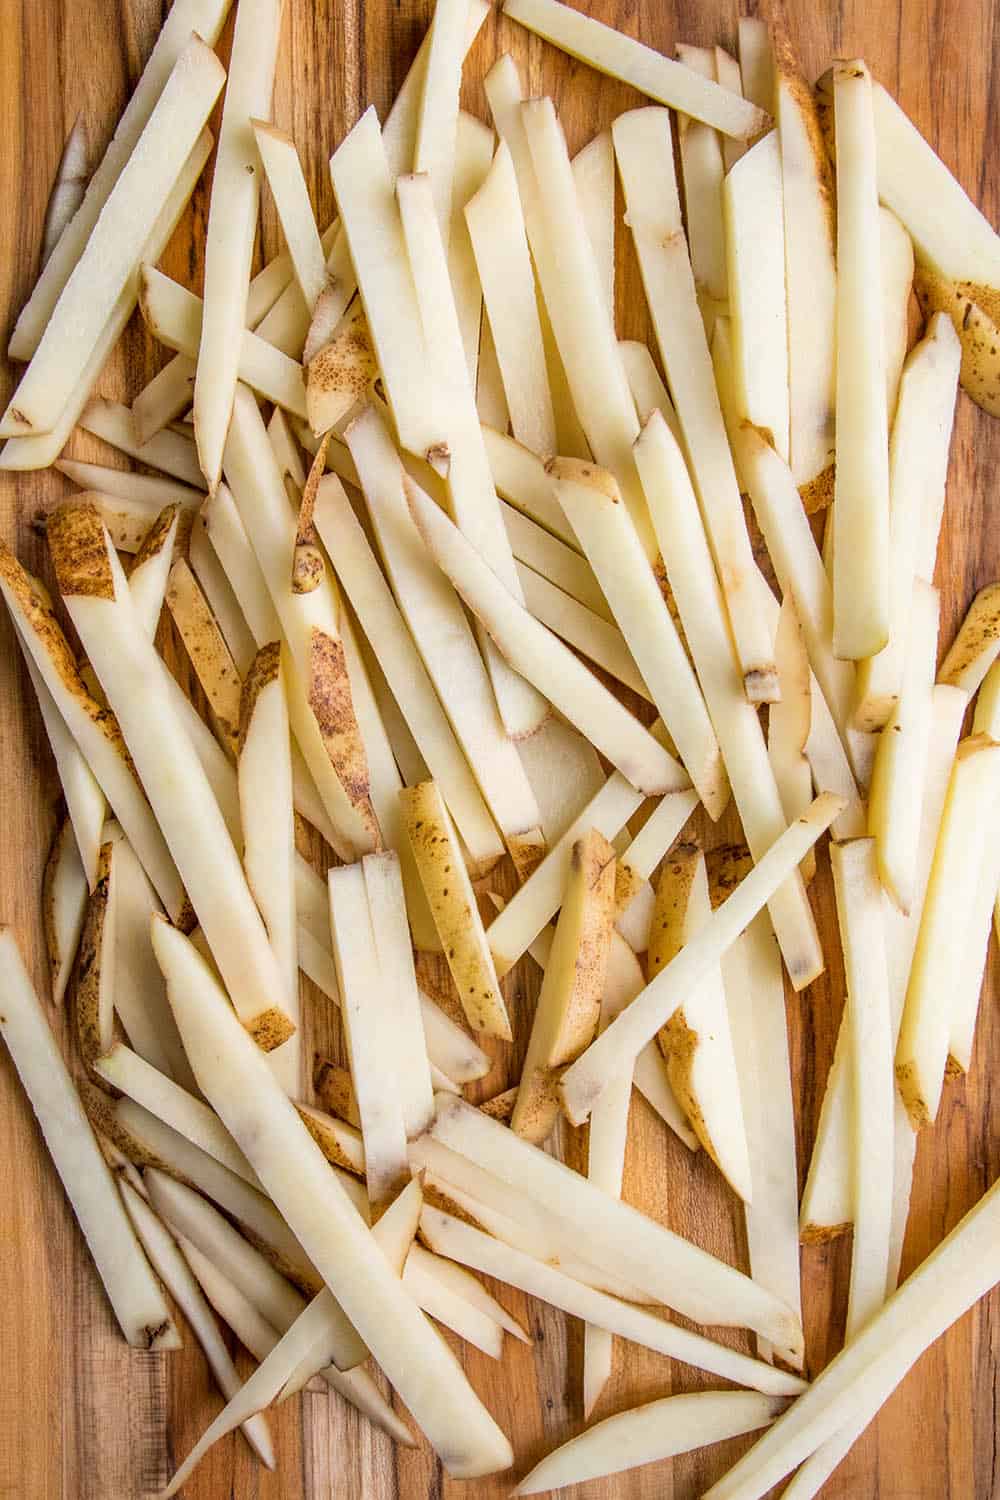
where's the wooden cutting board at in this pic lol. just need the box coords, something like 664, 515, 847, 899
2, 0, 999, 1496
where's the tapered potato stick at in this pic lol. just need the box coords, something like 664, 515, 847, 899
465, 142, 557, 455
153, 919, 514, 1476
396, 169, 548, 739
513, 831, 615, 1142
56, 457, 202, 512
141, 267, 308, 419
119, 1180, 274, 1468
188, 512, 257, 674
418, 995, 491, 1084
0, 930, 180, 1349
831, 61, 890, 659
572, 129, 615, 319
403, 1245, 503, 1358
41, 113, 89, 265
42, 818, 88, 1006
74, 840, 117, 1065
550, 458, 727, 816
482, 424, 577, 546
78, 397, 205, 488
768, 598, 815, 881
132, 357, 198, 447
938, 582, 1000, 694
703, 1173, 1000, 1500
412, 0, 467, 241
252, 121, 328, 311
2, 39, 223, 440
48, 504, 295, 1048
560, 793, 843, 1125
635, 412, 825, 987
165, 557, 243, 755
723, 133, 789, 460
612, 108, 778, 701
296, 1104, 365, 1176
502, 0, 767, 137
405, 479, 685, 798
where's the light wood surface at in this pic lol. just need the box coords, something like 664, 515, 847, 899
2, 0, 999, 1496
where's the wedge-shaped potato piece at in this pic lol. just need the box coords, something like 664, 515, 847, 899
938, 581, 1000, 694
26, 649, 105, 891
612, 107, 778, 702
550, 458, 728, 818
119, 1180, 275, 1469
767, 598, 815, 881
502, 0, 768, 138
831, 61, 891, 660
651, 844, 752, 1202
128, 503, 181, 638
702, 1173, 1000, 1500
132, 356, 198, 447
153, 918, 514, 1478
0, 929, 180, 1349
313, 1057, 363, 1128
74, 839, 117, 1066
853, 314, 961, 729
516, 1391, 785, 1496
401, 781, 512, 1040
79, 397, 205, 488
56, 456, 202, 512
513, 830, 615, 1143
406, 479, 686, 798
251, 120, 327, 312
189, 511, 257, 674
424, 1099, 805, 1361
723, 132, 789, 460
2, 39, 223, 441
895, 734, 1000, 1126
482, 423, 577, 546
634, 412, 825, 988
296, 1105, 365, 1176
403, 1244, 503, 1359
559, 792, 843, 1126
869, 581, 940, 911
166, 556, 243, 755
306, 301, 377, 437
42, 818, 88, 1006
465, 142, 557, 455
613, 785, 700, 950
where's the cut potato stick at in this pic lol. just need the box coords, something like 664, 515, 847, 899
854, 313, 961, 729
401, 781, 511, 1040
572, 130, 616, 319
41, 113, 89, 266
559, 792, 843, 1126
513, 831, 615, 1143
502, 501, 610, 619
188, 511, 258, 675
768, 598, 815, 881
153, 918, 514, 1477
118, 1179, 275, 1469
193, 0, 283, 489
714, 47, 745, 170
702, 1173, 1000, 1500
0, 929, 180, 1349
829, 838, 893, 1337
516, 716, 606, 847
723, 131, 789, 460
413, 0, 467, 240
49, 503, 295, 1048
165, 557, 243, 755
676, 49, 727, 321
406, 478, 686, 798
56, 457, 202, 511
551, 458, 727, 817
305, 302, 377, 436
618, 340, 681, 440
418, 1244, 529, 1343
635, 412, 825, 987
257, 218, 353, 364
482, 424, 577, 546
738, 19, 773, 115
296, 1104, 365, 1176
516, 562, 649, 701
78, 397, 206, 488
938, 582, 1000, 694
612, 107, 778, 701
20, 646, 105, 889
881, 207, 915, 422
448, 113, 494, 386
403, 1245, 503, 1359
74, 840, 117, 1065
868, 581, 940, 911
502, 0, 768, 139
128, 503, 181, 637
477, 319, 509, 431
252, 121, 328, 312
832, 60, 890, 660
2, 38, 224, 441
466, 141, 557, 455
132, 357, 198, 447
418, 995, 491, 1084
329, 863, 411, 1207
650, 845, 751, 1201
42, 818, 88, 1005
614, 786, 699, 947
516, 1391, 785, 1496
140, 267, 307, 419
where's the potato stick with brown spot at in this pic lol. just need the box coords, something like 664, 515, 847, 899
165, 557, 243, 757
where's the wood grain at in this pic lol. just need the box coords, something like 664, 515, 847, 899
1, 0, 999, 1496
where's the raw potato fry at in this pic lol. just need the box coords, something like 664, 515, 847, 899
252, 121, 328, 312
42, 818, 88, 1005
714, 47, 745, 169
305, 301, 378, 436
329, 863, 411, 1207
418, 997, 491, 1084
738, 19, 773, 114
619, 340, 681, 439
2, 39, 224, 441
868, 581, 940, 910
0, 929, 180, 1350
423, 1097, 805, 1355
41, 114, 89, 265
74, 840, 117, 1066
447, 113, 493, 386
127, 504, 179, 638
831, 60, 891, 660
258, 218, 354, 363
48, 503, 295, 1049
881, 207, 915, 422
559, 793, 843, 1126
79, 397, 206, 488
413, 0, 467, 240
313, 1058, 363, 1128
650, 845, 752, 1202
676, 45, 727, 322
133, 357, 198, 446
551, 458, 726, 816
140, 267, 308, 419
118, 1180, 275, 1469
477, 319, 509, 431
401, 781, 511, 1040
165, 557, 243, 755
152, 918, 515, 1478
189, 512, 258, 674
465, 142, 557, 455
723, 131, 789, 460
296, 1105, 365, 1176
396, 169, 549, 740
403, 1244, 504, 1358
502, 0, 768, 140
768, 598, 815, 881
516, 563, 649, 701
517, 716, 606, 846
56, 457, 202, 511
938, 582, 1000, 693
572, 130, 616, 319
612, 107, 778, 701
482, 424, 577, 546
406, 479, 686, 798
702, 1175, 1000, 1500
613, 787, 700, 948
513, 831, 615, 1143
20, 646, 105, 889
635, 413, 825, 987
515, 1391, 785, 1496
502, 502, 610, 619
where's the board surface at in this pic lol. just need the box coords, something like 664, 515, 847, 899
2, 0, 999, 1496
